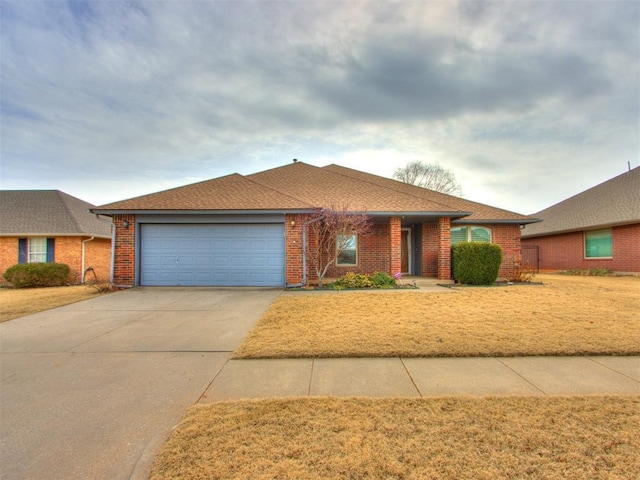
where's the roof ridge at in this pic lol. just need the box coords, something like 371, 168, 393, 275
240, 169, 317, 208
56, 190, 89, 233
322, 164, 469, 213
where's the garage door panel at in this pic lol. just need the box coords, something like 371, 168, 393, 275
140, 224, 284, 286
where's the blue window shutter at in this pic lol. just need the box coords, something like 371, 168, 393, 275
46, 238, 55, 262
18, 238, 27, 263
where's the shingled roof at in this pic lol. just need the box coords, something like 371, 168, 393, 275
0, 190, 112, 238
94, 161, 537, 223
522, 167, 640, 238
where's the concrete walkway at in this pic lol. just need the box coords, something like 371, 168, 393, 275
200, 355, 640, 402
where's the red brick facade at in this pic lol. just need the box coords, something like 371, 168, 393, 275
522, 223, 640, 273
0, 236, 111, 284
492, 224, 522, 278
113, 214, 136, 287
110, 214, 524, 287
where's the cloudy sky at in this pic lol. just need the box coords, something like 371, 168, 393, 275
1, 0, 638, 214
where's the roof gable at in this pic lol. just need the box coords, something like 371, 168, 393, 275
522, 167, 640, 237
0, 190, 112, 237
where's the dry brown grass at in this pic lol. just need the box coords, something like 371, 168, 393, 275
150, 396, 640, 480
0, 285, 105, 322
234, 274, 640, 358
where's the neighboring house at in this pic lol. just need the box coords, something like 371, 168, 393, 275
0, 190, 113, 284
521, 167, 640, 273
92, 161, 538, 288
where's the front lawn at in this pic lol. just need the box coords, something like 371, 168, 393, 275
0, 285, 106, 322
150, 396, 639, 480
233, 274, 640, 358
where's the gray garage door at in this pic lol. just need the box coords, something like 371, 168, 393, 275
140, 224, 285, 286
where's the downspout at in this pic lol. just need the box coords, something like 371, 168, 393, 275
285, 215, 322, 288
95, 215, 115, 284
81, 236, 95, 284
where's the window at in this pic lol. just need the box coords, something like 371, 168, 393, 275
585, 229, 612, 258
450, 226, 492, 245
336, 233, 357, 266
19, 238, 55, 263
28, 238, 47, 263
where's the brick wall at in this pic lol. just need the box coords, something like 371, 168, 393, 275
325, 222, 392, 279
113, 214, 136, 287
420, 222, 522, 280
389, 217, 402, 275
285, 213, 305, 285
0, 236, 111, 284
84, 238, 112, 282
0, 238, 19, 278
522, 223, 640, 273
437, 217, 451, 280
493, 224, 522, 279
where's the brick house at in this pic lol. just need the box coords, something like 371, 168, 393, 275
521, 167, 640, 273
0, 190, 113, 284
92, 161, 538, 288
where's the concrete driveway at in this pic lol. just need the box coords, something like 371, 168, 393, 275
0, 287, 281, 480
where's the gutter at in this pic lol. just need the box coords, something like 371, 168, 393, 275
95, 214, 115, 284
81, 236, 95, 284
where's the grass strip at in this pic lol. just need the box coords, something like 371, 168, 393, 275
150, 396, 640, 480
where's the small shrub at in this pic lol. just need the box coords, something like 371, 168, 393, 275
452, 242, 502, 285
3, 263, 71, 288
87, 281, 115, 293
370, 271, 397, 288
561, 268, 613, 276
331, 272, 373, 289
509, 263, 537, 283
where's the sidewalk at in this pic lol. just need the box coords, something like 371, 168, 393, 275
199, 355, 640, 403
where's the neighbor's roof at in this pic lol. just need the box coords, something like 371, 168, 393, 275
94, 161, 537, 223
0, 190, 112, 238
522, 167, 640, 238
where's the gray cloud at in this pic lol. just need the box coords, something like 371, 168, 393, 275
0, 0, 638, 213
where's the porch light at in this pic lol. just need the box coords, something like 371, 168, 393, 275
290, 220, 296, 228
122, 220, 130, 229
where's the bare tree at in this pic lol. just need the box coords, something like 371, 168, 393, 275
305, 206, 372, 287
393, 161, 462, 195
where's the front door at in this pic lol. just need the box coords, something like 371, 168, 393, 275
401, 229, 410, 273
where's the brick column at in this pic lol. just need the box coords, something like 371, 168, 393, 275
113, 214, 135, 287
389, 217, 402, 275
437, 217, 451, 280
285, 214, 305, 286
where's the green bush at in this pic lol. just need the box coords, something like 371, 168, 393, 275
331, 272, 373, 289
3, 263, 71, 288
370, 271, 397, 288
452, 242, 502, 285
329, 271, 398, 289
